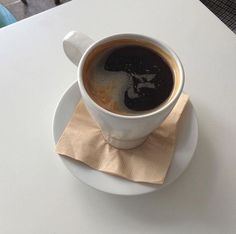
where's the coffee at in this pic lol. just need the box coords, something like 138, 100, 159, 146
83, 40, 177, 115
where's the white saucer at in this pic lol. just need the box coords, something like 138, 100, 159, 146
53, 82, 198, 196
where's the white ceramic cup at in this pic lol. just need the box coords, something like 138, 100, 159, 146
63, 32, 184, 149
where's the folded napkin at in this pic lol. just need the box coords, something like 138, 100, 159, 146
55, 93, 189, 184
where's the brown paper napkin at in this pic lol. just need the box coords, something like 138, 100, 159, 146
56, 93, 189, 184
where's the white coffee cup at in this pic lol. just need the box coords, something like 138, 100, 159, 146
63, 32, 184, 149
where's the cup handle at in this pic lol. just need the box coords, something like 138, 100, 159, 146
63, 31, 94, 66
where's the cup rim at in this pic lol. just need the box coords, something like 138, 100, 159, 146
78, 33, 185, 119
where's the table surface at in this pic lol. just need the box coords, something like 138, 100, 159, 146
0, 0, 236, 233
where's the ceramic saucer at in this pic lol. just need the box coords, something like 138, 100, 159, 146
53, 81, 198, 195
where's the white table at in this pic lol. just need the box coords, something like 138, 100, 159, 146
0, 0, 236, 233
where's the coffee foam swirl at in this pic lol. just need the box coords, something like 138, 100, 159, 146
88, 51, 131, 114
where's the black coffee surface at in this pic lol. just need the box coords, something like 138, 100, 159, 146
104, 46, 174, 111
